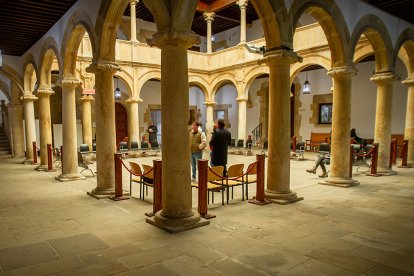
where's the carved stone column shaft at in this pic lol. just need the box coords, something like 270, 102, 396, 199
403, 77, 414, 162
237, 98, 247, 144
204, 102, 215, 143
126, 97, 141, 147
36, 88, 54, 170
78, 95, 94, 151
22, 95, 37, 162
7, 104, 25, 158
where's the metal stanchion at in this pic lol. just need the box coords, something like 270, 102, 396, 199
390, 139, 397, 167
110, 153, 129, 201
249, 154, 271, 205
398, 140, 411, 168
47, 144, 55, 172
368, 143, 380, 176
197, 159, 215, 219
349, 144, 353, 178
291, 136, 297, 158
60, 145, 63, 172
32, 141, 38, 165
145, 159, 162, 217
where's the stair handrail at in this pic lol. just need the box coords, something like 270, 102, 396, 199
251, 123, 262, 145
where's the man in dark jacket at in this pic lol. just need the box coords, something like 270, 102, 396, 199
209, 119, 231, 176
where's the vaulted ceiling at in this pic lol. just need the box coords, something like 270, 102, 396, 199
0, 0, 413, 57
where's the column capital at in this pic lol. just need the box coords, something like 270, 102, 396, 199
236, 97, 248, 102
327, 66, 357, 79
370, 71, 398, 84
258, 48, 302, 66
36, 88, 55, 97
86, 61, 121, 74
58, 78, 81, 89
77, 95, 95, 103
402, 77, 414, 86
126, 97, 143, 104
147, 29, 200, 49
203, 12, 215, 23
237, 0, 248, 8
203, 101, 216, 106
6, 103, 23, 110
130, 0, 138, 5
21, 94, 38, 102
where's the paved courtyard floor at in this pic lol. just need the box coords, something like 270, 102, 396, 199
0, 151, 413, 275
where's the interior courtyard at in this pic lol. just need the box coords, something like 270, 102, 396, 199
0, 0, 413, 274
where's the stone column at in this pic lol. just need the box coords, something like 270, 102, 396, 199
203, 12, 215, 54
237, 98, 247, 144
403, 77, 414, 163
22, 94, 37, 163
86, 62, 120, 197
36, 88, 54, 171
259, 49, 303, 204
370, 72, 397, 174
56, 79, 86, 181
78, 95, 94, 151
126, 97, 141, 147
204, 101, 215, 143
146, 29, 208, 231
130, 0, 138, 42
237, 0, 248, 44
7, 104, 25, 158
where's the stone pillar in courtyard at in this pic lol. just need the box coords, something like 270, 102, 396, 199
22, 94, 37, 163
237, 0, 248, 44
126, 97, 141, 147
130, 0, 138, 42
203, 12, 215, 54
7, 103, 25, 158
237, 97, 247, 145
78, 95, 94, 151
320, 66, 359, 187
36, 88, 54, 171
403, 77, 414, 163
371, 72, 397, 175
146, 28, 208, 231
86, 62, 120, 197
259, 49, 303, 204
204, 101, 216, 143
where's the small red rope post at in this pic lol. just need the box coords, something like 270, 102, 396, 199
399, 140, 411, 168
32, 141, 38, 165
60, 145, 63, 171
197, 159, 215, 219
291, 136, 297, 157
146, 159, 162, 217
47, 144, 55, 171
349, 144, 353, 178
110, 153, 129, 201
368, 143, 380, 176
249, 153, 271, 205
390, 139, 397, 167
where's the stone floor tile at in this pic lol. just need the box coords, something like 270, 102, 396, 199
49, 233, 108, 257
342, 233, 402, 252
116, 263, 179, 276
210, 258, 266, 275
162, 255, 219, 275
175, 243, 226, 264
79, 244, 142, 265
363, 263, 413, 276
118, 246, 181, 269
279, 258, 355, 276
56, 261, 129, 276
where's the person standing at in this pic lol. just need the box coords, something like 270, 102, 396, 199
190, 121, 206, 181
210, 119, 231, 176
147, 122, 158, 146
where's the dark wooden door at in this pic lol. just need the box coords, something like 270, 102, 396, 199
115, 103, 128, 145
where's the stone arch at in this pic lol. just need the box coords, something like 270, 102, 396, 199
350, 14, 394, 72
61, 9, 98, 77
353, 40, 374, 63
0, 79, 11, 102
39, 42, 61, 87
394, 28, 414, 75
113, 72, 133, 98
137, 70, 161, 99
290, 0, 350, 67
250, 0, 287, 48
189, 75, 209, 99
211, 74, 238, 99
290, 55, 331, 83
243, 66, 270, 99
23, 61, 38, 94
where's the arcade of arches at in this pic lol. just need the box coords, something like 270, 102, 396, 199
0, 0, 413, 272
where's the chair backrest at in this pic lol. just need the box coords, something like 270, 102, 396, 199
227, 164, 244, 178
319, 142, 330, 153
246, 162, 257, 175
142, 164, 153, 179
79, 144, 90, 153
208, 166, 224, 182
92, 143, 96, 152
296, 141, 305, 150
129, 162, 142, 175
130, 141, 139, 150
141, 141, 149, 149
230, 139, 236, 147
263, 141, 268, 149
237, 139, 244, 148
54, 148, 61, 158
119, 141, 128, 150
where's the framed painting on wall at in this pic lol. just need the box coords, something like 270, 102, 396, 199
319, 103, 333, 124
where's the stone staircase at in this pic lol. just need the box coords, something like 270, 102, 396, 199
0, 127, 11, 158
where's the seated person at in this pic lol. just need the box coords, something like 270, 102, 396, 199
351, 128, 363, 144
306, 153, 329, 178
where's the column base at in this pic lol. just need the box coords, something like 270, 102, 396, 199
35, 164, 48, 171
319, 176, 360, 188
55, 173, 87, 182
265, 190, 304, 205
146, 211, 209, 233
87, 187, 115, 199
21, 159, 34, 165
376, 168, 397, 176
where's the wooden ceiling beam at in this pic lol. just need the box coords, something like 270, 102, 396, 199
197, 0, 236, 13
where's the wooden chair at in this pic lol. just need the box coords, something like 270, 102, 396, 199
244, 162, 257, 199
141, 164, 154, 200
129, 162, 143, 199
192, 166, 223, 204
213, 164, 245, 204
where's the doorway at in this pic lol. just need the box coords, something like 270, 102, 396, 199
115, 103, 128, 145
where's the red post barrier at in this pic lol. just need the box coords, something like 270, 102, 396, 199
291, 136, 297, 158
32, 141, 38, 165
146, 159, 162, 217
110, 153, 129, 201
47, 144, 55, 171
197, 159, 215, 219
398, 140, 411, 168
390, 139, 397, 167
249, 154, 271, 205
349, 145, 353, 178
368, 143, 380, 176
